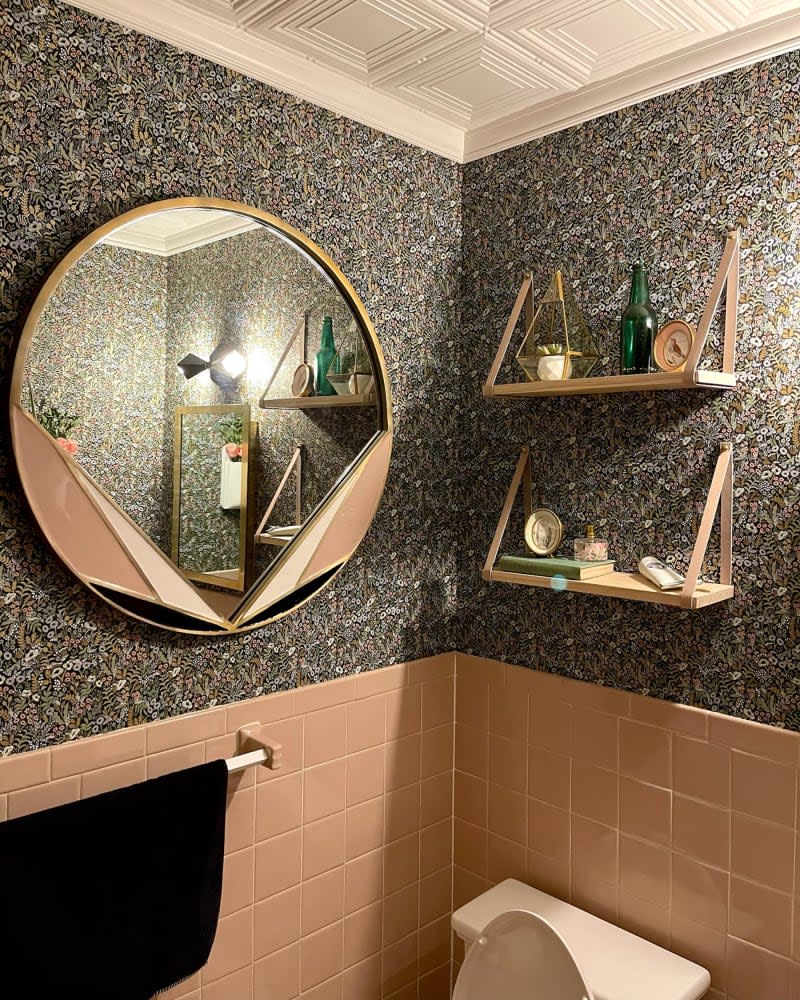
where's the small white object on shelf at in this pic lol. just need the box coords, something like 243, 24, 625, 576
638, 556, 685, 590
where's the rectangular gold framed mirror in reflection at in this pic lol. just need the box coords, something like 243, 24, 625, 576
172, 404, 255, 592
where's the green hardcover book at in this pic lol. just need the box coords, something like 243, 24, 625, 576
496, 555, 615, 580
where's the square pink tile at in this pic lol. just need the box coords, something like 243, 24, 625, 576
386, 685, 422, 741
347, 696, 385, 754
303, 811, 346, 879
572, 706, 618, 771
304, 706, 347, 767
620, 719, 671, 788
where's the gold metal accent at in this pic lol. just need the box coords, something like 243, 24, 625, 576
515, 270, 598, 382
10, 197, 393, 636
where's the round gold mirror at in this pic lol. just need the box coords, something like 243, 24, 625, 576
10, 198, 392, 634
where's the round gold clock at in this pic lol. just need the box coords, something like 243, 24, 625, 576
524, 508, 563, 556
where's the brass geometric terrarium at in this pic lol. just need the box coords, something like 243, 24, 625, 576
327, 319, 374, 397
516, 270, 599, 382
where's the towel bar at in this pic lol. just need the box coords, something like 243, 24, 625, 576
225, 726, 283, 773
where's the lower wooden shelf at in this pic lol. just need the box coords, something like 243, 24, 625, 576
483, 443, 734, 611
485, 567, 734, 610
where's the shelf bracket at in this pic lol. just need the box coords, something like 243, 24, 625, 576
681, 442, 733, 599
258, 312, 308, 408
482, 273, 533, 397
254, 445, 303, 543
684, 230, 740, 379
482, 445, 530, 580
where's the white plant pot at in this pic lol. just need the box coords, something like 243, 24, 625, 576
220, 447, 242, 510
537, 355, 572, 381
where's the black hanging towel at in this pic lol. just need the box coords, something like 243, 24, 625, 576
0, 758, 228, 999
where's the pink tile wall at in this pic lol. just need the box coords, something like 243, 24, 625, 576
452, 654, 800, 1000
0, 653, 455, 1000
5, 649, 800, 1000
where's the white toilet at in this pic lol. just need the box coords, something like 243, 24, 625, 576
452, 880, 710, 1000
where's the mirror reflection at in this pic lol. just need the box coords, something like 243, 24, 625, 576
173, 405, 253, 592
14, 203, 389, 632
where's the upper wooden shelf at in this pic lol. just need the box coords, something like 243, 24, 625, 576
259, 394, 374, 410
485, 368, 736, 398
484, 231, 740, 400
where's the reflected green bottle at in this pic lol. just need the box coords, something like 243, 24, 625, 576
315, 316, 338, 395
620, 264, 657, 375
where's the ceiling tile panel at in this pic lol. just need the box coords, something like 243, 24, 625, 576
69, 0, 800, 159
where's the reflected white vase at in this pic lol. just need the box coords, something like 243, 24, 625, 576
537, 355, 572, 380
220, 448, 242, 510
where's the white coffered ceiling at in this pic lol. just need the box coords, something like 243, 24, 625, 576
66, 0, 800, 161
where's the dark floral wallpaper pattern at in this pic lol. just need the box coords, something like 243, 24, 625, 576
459, 56, 800, 727
0, 0, 461, 751
0, 0, 798, 751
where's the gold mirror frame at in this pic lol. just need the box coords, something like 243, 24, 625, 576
9, 197, 393, 635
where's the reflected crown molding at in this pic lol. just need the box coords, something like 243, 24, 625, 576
102, 209, 261, 256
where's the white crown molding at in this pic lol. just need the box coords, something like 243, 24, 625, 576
465, 10, 800, 161
65, 0, 800, 165
63, 0, 465, 162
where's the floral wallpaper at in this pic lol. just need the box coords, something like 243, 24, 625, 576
458, 54, 800, 728
1, 0, 798, 751
0, 0, 462, 751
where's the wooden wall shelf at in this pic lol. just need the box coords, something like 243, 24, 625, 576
259, 395, 374, 410
484, 231, 740, 399
483, 444, 734, 611
487, 369, 735, 398
488, 569, 733, 610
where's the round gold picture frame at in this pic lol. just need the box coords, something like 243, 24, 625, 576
524, 508, 563, 556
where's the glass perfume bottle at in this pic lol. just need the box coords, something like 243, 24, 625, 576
574, 525, 608, 561
315, 316, 338, 395
620, 263, 657, 375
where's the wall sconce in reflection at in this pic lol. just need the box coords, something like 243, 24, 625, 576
177, 344, 247, 388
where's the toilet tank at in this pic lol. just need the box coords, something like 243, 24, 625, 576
452, 880, 710, 1000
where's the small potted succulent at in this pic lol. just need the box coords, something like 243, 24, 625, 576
535, 343, 572, 381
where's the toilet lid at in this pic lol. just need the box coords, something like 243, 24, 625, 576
454, 909, 594, 1000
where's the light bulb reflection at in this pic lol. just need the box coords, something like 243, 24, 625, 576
220, 350, 246, 378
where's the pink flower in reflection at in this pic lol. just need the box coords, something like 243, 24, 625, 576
56, 438, 79, 455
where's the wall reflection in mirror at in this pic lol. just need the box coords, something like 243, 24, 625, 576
12, 201, 391, 634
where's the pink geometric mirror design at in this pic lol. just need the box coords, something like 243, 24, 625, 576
10, 198, 392, 634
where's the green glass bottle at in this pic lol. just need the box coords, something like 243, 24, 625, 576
620, 264, 657, 375
315, 316, 338, 395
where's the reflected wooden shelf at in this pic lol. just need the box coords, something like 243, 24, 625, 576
484, 231, 740, 400
485, 369, 735, 398
483, 444, 734, 611
256, 530, 295, 547
259, 394, 374, 409
487, 568, 733, 610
